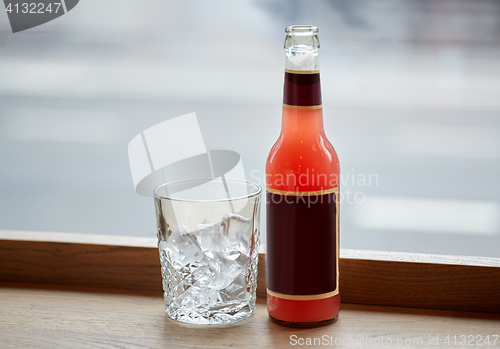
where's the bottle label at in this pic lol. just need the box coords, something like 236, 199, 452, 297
266, 187, 339, 300
283, 69, 322, 109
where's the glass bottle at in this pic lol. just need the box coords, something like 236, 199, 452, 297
266, 25, 340, 327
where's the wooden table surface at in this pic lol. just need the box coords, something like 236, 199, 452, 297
1, 287, 499, 349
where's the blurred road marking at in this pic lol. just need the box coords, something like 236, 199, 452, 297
0, 109, 122, 144
2, 58, 500, 110
391, 124, 500, 159
353, 196, 499, 235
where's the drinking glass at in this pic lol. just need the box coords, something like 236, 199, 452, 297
154, 178, 261, 325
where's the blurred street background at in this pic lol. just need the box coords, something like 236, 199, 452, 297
1, 0, 500, 257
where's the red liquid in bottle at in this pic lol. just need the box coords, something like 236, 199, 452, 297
266, 26, 340, 327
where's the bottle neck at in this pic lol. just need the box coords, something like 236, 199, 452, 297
283, 70, 322, 108
281, 26, 323, 137
281, 70, 324, 137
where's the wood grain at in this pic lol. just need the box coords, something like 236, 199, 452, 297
1, 287, 499, 349
340, 257, 500, 314
1, 230, 500, 313
0, 230, 264, 298
0, 238, 163, 296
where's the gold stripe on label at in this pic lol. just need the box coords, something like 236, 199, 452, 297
283, 104, 322, 110
285, 69, 320, 74
267, 289, 339, 301
266, 186, 338, 196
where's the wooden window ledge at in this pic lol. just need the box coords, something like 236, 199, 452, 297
1, 287, 499, 348
1, 230, 500, 348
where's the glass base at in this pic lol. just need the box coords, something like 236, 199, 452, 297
166, 303, 256, 326
269, 314, 339, 328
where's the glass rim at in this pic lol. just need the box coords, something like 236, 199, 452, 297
285, 25, 319, 36
153, 178, 262, 203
